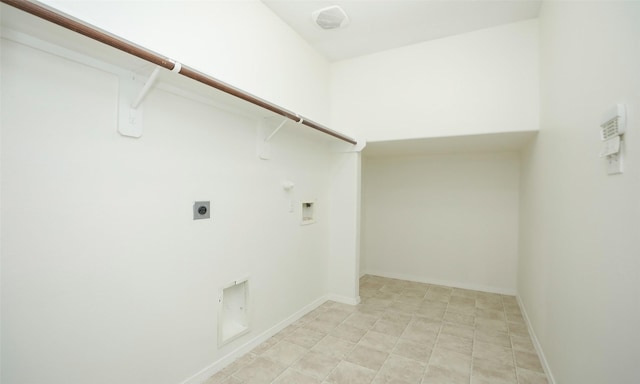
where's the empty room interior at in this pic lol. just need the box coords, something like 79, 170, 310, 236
1, 0, 639, 383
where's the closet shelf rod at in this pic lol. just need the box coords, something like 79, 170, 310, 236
1, 0, 358, 145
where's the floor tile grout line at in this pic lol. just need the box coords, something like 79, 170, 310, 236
261, 304, 326, 383
316, 303, 361, 383
504, 295, 522, 384
470, 296, 478, 384
367, 282, 433, 383
315, 298, 384, 383
271, 301, 358, 383
415, 287, 433, 382
426, 291, 449, 382
416, 286, 456, 382
370, 286, 430, 383
369, 283, 409, 383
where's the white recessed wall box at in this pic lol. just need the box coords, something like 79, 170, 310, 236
218, 278, 249, 346
301, 201, 316, 225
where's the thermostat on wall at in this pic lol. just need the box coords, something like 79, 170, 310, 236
600, 104, 626, 140
600, 103, 626, 175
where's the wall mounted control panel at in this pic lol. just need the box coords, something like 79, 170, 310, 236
193, 201, 210, 220
600, 104, 626, 175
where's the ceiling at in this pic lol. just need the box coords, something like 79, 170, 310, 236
262, 0, 542, 62
363, 131, 538, 158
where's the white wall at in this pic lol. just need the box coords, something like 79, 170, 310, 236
0, 38, 335, 384
362, 152, 520, 294
328, 151, 362, 304
331, 19, 539, 142
519, 2, 640, 383
43, 0, 333, 127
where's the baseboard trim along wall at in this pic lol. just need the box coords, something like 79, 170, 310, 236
327, 294, 361, 306
181, 295, 329, 384
362, 270, 517, 296
516, 295, 557, 384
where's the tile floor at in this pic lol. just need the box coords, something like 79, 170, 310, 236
205, 275, 548, 384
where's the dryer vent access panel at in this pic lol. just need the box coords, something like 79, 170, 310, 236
218, 278, 249, 346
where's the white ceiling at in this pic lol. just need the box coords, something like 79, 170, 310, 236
363, 131, 538, 158
262, 0, 542, 62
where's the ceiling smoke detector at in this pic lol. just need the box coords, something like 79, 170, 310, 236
312, 5, 349, 30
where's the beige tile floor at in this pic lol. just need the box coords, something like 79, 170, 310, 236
205, 275, 548, 384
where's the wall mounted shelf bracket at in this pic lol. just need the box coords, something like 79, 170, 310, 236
264, 118, 288, 143
257, 116, 294, 160
118, 63, 181, 138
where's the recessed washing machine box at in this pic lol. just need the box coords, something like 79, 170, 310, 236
301, 201, 315, 225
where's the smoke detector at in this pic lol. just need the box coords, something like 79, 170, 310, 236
312, 5, 349, 30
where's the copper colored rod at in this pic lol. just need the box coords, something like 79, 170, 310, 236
1, 0, 357, 145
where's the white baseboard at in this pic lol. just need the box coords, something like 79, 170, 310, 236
362, 270, 517, 296
327, 294, 361, 306
516, 295, 556, 384
180, 295, 328, 384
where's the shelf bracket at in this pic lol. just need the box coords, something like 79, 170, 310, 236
118, 63, 180, 138
264, 118, 288, 143
257, 117, 289, 160
131, 66, 161, 109
118, 71, 144, 138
